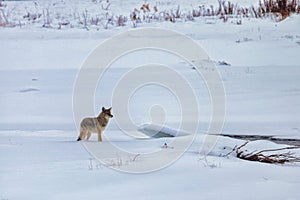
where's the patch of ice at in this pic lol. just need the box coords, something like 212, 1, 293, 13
138, 123, 190, 138
18, 88, 39, 93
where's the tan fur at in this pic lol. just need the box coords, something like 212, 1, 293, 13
77, 107, 113, 142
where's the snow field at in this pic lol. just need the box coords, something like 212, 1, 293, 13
1, 1, 300, 199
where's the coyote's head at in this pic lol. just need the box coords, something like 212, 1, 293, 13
101, 107, 113, 118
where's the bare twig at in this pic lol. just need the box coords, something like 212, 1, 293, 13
131, 154, 140, 162
254, 145, 300, 155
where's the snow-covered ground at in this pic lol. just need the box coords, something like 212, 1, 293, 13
1, 0, 300, 199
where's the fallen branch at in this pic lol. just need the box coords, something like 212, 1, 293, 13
225, 141, 300, 164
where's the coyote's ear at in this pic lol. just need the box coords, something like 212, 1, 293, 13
102, 107, 105, 111
109, 107, 112, 110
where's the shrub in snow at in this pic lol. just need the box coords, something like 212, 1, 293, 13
1, 0, 299, 30
0, 2, 15, 27
117, 15, 127, 26
42, 8, 52, 28
257, 0, 300, 21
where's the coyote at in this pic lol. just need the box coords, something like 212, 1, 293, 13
77, 107, 113, 142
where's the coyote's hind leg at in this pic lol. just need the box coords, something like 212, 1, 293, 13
86, 131, 92, 141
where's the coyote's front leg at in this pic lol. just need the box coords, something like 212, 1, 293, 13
97, 130, 102, 142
